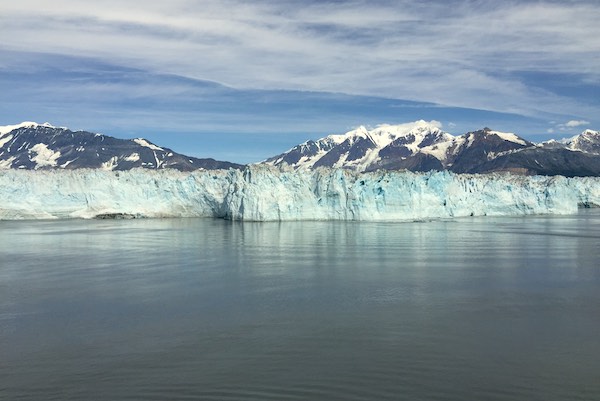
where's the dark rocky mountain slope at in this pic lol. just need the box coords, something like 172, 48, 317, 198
0, 122, 241, 171
263, 122, 600, 177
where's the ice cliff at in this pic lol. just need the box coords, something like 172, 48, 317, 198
1, 166, 599, 221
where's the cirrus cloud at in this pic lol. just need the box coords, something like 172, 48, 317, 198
1, 0, 599, 143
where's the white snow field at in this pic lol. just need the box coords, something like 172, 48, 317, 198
1, 166, 598, 221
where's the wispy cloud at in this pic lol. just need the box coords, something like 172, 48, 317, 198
1, 0, 599, 134
550, 119, 591, 133
564, 120, 590, 128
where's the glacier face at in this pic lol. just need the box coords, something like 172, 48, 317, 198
1, 166, 599, 221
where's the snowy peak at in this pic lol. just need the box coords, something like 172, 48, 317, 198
133, 138, 164, 151
445, 128, 533, 173
262, 123, 533, 173
355, 120, 448, 149
262, 124, 600, 176
0, 122, 242, 171
0, 122, 56, 136
562, 129, 600, 154
456, 128, 531, 149
486, 130, 528, 146
326, 125, 370, 145
264, 120, 450, 171
582, 129, 600, 137
367, 127, 533, 173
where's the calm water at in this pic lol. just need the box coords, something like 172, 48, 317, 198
1, 212, 600, 400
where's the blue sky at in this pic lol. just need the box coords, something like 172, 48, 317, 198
1, 0, 599, 163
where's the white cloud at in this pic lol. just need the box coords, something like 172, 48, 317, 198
553, 119, 591, 131
565, 120, 590, 128
1, 0, 599, 119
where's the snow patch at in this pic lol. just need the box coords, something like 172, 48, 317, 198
0, 134, 13, 149
29, 143, 61, 168
489, 131, 528, 146
0, 156, 15, 169
134, 138, 164, 151
153, 152, 162, 168
0, 122, 55, 136
421, 140, 456, 161
124, 153, 140, 162
101, 156, 119, 170
487, 147, 527, 160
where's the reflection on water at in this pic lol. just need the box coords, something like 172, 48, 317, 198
1, 212, 600, 400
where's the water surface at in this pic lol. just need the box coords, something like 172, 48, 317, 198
1, 212, 599, 400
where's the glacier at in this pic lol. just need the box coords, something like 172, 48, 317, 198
1, 166, 599, 221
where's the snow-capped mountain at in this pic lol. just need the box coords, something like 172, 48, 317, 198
486, 129, 600, 177
561, 129, 600, 154
437, 128, 533, 173
265, 120, 453, 171
0, 122, 242, 171
263, 122, 600, 177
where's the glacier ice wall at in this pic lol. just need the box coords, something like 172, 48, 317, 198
1, 166, 599, 221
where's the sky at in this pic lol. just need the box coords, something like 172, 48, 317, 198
1, 0, 599, 163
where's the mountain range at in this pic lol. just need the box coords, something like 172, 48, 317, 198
264, 120, 600, 177
0, 122, 242, 171
1, 121, 599, 176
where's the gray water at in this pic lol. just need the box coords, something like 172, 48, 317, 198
1, 212, 600, 400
